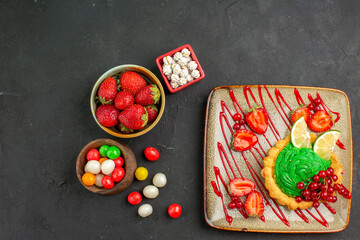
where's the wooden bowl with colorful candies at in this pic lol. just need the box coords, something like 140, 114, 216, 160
76, 139, 136, 195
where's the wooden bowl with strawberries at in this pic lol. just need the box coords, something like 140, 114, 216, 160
90, 65, 165, 138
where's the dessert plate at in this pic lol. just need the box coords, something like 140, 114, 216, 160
203, 85, 352, 233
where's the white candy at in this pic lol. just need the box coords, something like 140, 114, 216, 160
191, 69, 200, 78
152, 173, 167, 188
138, 204, 153, 218
170, 81, 179, 89
179, 77, 187, 86
170, 74, 180, 82
180, 68, 189, 78
186, 75, 194, 82
188, 61, 198, 71
181, 48, 191, 57
163, 65, 172, 76
95, 174, 105, 187
85, 160, 101, 174
173, 52, 182, 61
143, 185, 159, 199
163, 56, 173, 65
101, 159, 115, 175
177, 57, 188, 67
171, 64, 181, 75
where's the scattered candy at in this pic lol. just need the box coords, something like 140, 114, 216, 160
101, 176, 114, 189
111, 167, 125, 182
106, 146, 121, 159
152, 173, 167, 188
113, 156, 124, 168
82, 172, 96, 186
138, 204, 153, 218
143, 185, 159, 199
128, 192, 142, 205
101, 159, 115, 175
84, 160, 101, 174
135, 167, 148, 181
99, 145, 109, 157
86, 149, 100, 161
168, 204, 182, 218
95, 174, 105, 187
144, 147, 160, 161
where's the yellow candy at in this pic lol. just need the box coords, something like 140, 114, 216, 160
135, 167, 148, 181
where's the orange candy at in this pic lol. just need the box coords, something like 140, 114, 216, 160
82, 172, 96, 186
99, 157, 108, 164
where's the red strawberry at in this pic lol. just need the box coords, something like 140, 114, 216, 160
120, 71, 147, 95
114, 91, 134, 110
231, 129, 258, 151
95, 104, 119, 127
97, 77, 118, 104
308, 110, 333, 132
135, 84, 160, 106
145, 105, 158, 123
290, 106, 311, 123
229, 178, 255, 197
118, 104, 148, 130
244, 191, 264, 217
246, 105, 269, 134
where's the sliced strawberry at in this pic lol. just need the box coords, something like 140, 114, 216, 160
290, 106, 311, 123
231, 129, 258, 151
308, 110, 333, 132
229, 178, 255, 197
244, 191, 264, 217
246, 105, 269, 134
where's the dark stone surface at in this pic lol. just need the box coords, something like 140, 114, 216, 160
0, 0, 359, 239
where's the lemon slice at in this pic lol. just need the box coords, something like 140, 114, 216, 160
290, 116, 311, 148
313, 130, 340, 160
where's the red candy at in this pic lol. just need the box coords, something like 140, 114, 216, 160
86, 149, 100, 161
113, 156, 124, 168
144, 147, 159, 161
128, 192, 142, 205
168, 204, 182, 218
111, 167, 125, 182
101, 176, 114, 189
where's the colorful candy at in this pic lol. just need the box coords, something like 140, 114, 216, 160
128, 192, 142, 205
99, 145, 109, 157
84, 160, 101, 174
82, 173, 96, 186
86, 149, 100, 161
111, 167, 125, 182
101, 159, 115, 175
138, 204, 153, 218
101, 176, 114, 189
152, 173, 167, 188
106, 146, 121, 159
168, 204, 182, 218
135, 167, 148, 181
144, 147, 159, 161
143, 185, 159, 199
95, 174, 105, 187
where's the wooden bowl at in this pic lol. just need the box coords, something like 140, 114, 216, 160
76, 139, 136, 195
90, 64, 166, 138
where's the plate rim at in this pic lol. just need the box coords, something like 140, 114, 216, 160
203, 84, 353, 233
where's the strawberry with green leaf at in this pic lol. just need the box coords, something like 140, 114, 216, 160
135, 84, 160, 106
97, 77, 118, 104
246, 104, 269, 134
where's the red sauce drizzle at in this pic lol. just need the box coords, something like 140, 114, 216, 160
294, 88, 305, 105
274, 89, 292, 125
294, 209, 309, 223
264, 86, 291, 130
323, 203, 336, 214
305, 208, 329, 227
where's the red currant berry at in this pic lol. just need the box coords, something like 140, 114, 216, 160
304, 196, 311, 202
233, 113, 242, 121
311, 191, 318, 200
325, 169, 331, 177
331, 175, 338, 182
314, 98, 322, 105
239, 119, 246, 125
297, 182, 305, 190
327, 187, 335, 194
327, 167, 334, 175
327, 196, 334, 202
233, 123, 241, 130
334, 183, 341, 190
231, 196, 240, 202
344, 192, 352, 199
302, 190, 311, 197
326, 178, 332, 185
338, 188, 345, 195
314, 106, 321, 112
320, 184, 327, 192
308, 103, 315, 110
313, 202, 320, 208
236, 202, 243, 208
318, 171, 326, 178
332, 195, 337, 203
320, 192, 328, 199
226, 216, 233, 224
313, 175, 320, 182
295, 196, 303, 203
310, 182, 319, 190
228, 202, 236, 209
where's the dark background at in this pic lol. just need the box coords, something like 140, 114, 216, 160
0, 0, 359, 239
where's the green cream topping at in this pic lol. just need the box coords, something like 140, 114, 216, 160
274, 143, 331, 197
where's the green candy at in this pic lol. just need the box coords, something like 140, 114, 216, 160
106, 146, 121, 159
99, 145, 110, 157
